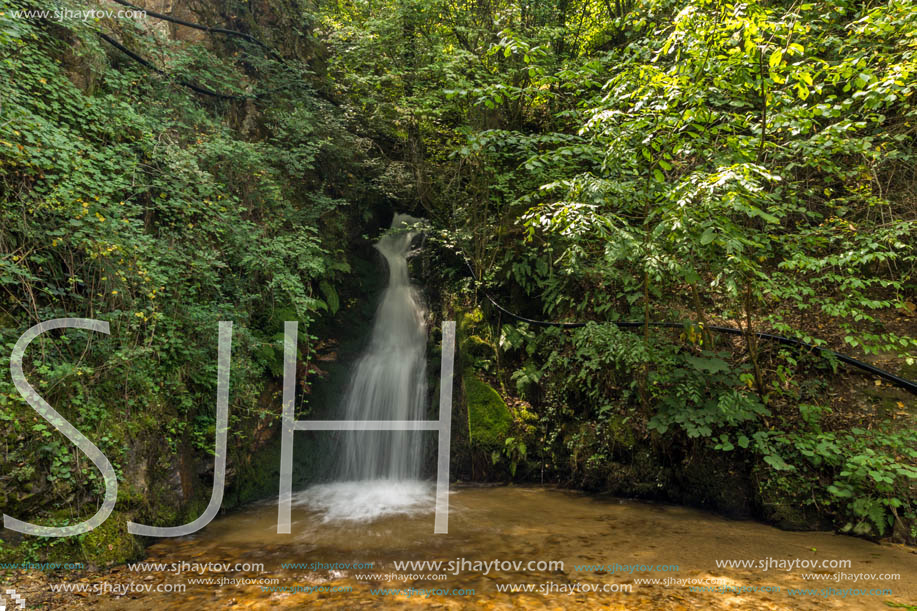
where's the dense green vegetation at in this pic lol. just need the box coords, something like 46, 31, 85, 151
318, 0, 917, 541
0, 0, 369, 562
1, 0, 915, 565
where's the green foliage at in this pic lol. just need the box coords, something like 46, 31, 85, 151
0, 0, 361, 557
316, 0, 917, 539
755, 428, 917, 537
492, 437, 528, 478
647, 350, 769, 439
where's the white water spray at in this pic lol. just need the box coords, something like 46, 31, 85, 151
294, 214, 433, 521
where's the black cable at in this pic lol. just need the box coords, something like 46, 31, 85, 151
456, 255, 917, 394
96, 16, 341, 105
97, 32, 251, 100
108, 0, 284, 62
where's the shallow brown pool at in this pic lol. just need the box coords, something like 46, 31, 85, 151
27, 485, 917, 609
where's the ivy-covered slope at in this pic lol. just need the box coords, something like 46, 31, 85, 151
0, 0, 385, 564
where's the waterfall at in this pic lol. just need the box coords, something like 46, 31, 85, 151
294, 214, 434, 521
336, 213, 429, 480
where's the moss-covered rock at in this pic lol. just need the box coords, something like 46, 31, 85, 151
463, 334, 495, 359
606, 414, 636, 451
460, 309, 484, 328
465, 375, 511, 449
78, 512, 140, 567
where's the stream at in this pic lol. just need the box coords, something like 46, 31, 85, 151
41, 484, 917, 609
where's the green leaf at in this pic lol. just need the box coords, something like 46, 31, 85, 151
764, 454, 795, 471
827, 484, 853, 498
319, 281, 339, 315
769, 49, 783, 68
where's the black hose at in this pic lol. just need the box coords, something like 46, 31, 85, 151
457, 255, 917, 394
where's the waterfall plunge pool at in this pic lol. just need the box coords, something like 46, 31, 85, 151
49, 484, 917, 610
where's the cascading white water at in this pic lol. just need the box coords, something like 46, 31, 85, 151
293, 214, 434, 521
336, 213, 429, 480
